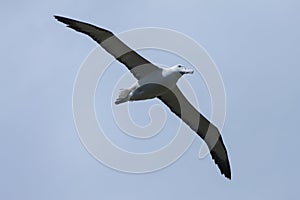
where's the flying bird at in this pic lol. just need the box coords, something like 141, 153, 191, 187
54, 15, 231, 179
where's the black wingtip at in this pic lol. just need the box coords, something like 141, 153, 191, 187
224, 167, 231, 180
216, 156, 231, 180
209, 139, 232, 180
53, 15, 73, 25
221, 157, 231, 180
53, 15, 63, 21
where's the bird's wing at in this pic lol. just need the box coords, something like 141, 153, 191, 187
54, 16, 160, 80
158, 86, 231, 179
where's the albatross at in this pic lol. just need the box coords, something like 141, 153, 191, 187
54, 15, 231, 179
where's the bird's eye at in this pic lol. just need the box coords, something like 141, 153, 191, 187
178, 65, 182, 68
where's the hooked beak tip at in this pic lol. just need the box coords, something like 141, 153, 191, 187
187, 69, 194, 74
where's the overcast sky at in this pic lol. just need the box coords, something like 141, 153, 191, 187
1, 0, 300, 199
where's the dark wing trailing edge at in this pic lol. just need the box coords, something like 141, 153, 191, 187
54, 15, 159, 80
158, 86, 231, 179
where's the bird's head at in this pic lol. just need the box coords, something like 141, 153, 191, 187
173, 64, 194, 76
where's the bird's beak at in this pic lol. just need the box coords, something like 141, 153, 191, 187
180, 68, 194, 75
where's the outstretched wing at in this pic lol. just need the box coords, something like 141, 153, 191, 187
158, 86, 231, 179
54, 15, 160, 80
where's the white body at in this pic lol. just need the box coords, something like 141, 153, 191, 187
115, 65, 189, 104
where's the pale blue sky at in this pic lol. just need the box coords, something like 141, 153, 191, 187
1, 0, 300, 199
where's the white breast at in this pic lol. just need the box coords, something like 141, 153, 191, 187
138, 67, 180, 89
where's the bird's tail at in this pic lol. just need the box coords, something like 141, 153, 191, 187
115, 89, 131, 105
